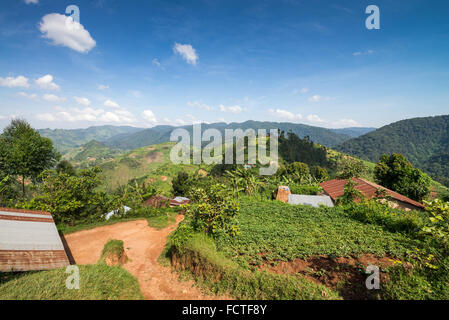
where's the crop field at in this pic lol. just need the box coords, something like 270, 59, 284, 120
215, 198, 421, 268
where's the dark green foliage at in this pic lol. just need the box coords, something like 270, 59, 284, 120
19, 167, 106, 224
172, 171, 191, 196
278, 131, 328, 167
0, 119, 60, 196
337, 157, 368, 179
56, 160, 75, 176
336, 115, 449, 187
186, 184, 240, 237
374, 153, 431, 201
285, 162, 310, 183
312, 165, 329, 182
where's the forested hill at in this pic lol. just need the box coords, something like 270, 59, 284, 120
104, 121, 374, 150
38, 126, 144, 153
336, 115, 449, 186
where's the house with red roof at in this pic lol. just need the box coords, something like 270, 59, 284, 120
319, 178, 425, 211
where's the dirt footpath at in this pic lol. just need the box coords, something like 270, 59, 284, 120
64, 216, 227, 300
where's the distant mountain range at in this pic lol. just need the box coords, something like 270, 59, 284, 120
39, 121, 376, 153
336, 115, 449, 186
38, 126, 143, 153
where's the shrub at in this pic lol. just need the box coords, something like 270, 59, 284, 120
186, 184, 240, 237
172, 171, 191, 196
422, 199, 449, 248
341, 200, 424, 234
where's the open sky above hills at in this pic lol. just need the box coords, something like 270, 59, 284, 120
1, 0, 448, 130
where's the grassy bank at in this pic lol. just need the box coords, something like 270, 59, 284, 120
0, 264, 143, 300
169, 232, 341, 300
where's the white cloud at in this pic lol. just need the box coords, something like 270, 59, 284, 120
187, 101, 212, 111
173, 43, 198, 65
36, 113, 56, 121
308, 95, 334, 103
293, 87, 309, 95
25, 0, 38, 4
353, 50, 374, 56
219, 104, 243, 113
35, 74, 60, 90
268, 108, 302, 121
142, 110, 157, 123
306, 114, 325, 123
0, 75, 29, 88
73, 96, 90, 106
43, 93, 66, 102
331, 118, 361, 128
18, 92, 38, 100
39, 13, 96, 53
98, 84, 109, 90
104, 99, 120, 108
36, 106, 136, 124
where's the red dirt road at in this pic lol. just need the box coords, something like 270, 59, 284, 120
64, 216, 226, 300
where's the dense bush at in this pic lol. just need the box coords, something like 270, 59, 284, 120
341, 200, 425, 234
18, 167, 108, 224
375, 153, 431, 201
185, 184, 240, 237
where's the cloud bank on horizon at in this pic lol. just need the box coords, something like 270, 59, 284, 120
1, 0, 448, 130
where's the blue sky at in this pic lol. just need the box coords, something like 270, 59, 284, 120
0, 0, 448, 130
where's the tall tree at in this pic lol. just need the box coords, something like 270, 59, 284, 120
0, 119, 60, 197
374, 153, 431, 201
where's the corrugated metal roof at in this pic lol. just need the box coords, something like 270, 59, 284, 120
288, 194, 334, 207
0, 208, 70, 272
319, 178, 425, 209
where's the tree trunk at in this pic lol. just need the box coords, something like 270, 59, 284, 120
22, 176, 25, 198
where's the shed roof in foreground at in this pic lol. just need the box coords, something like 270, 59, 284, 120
288, 194, 335, 208
0, 208, 70, 272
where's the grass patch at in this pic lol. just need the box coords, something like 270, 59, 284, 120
147, 212, 177, 229
100, 240, 125, 262
0, 264, 143, 300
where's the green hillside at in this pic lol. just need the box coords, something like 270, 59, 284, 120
38, 125, 144, 153
63, 140, 122, 164
104, 120, 361, 150
336, 115, 449, 186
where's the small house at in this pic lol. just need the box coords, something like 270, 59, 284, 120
320, 178, 425, 211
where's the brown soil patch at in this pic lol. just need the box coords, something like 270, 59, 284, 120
65, 217, 228, 300
160, 176, 168, 181
146, 152, 162, 164
260, 254, 394, 300
129, 153, 138, 158
197, 169, 208, 177
105, 250, 128, 267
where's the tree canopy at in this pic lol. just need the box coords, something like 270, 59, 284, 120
0, 119, 60, 196
374, 153, 431, 201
